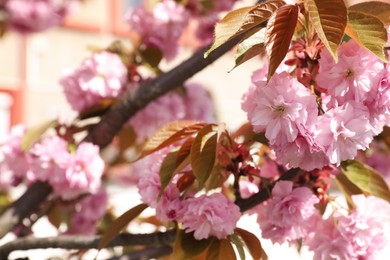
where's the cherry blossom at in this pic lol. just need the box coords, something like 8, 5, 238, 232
60, 51, 127, 112
256, 181, 319, 244
177, 193, 241, 240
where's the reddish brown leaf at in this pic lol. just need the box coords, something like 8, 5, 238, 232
235, 228, 262, 260
206, 239, 236, 260
265, 4, 299, 80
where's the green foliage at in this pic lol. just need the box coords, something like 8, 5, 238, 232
305, 0, 347, 62
345, 11, 388, 62
21, 120, 57, 151
206, 238, 237, 260
340, 160, 390, 203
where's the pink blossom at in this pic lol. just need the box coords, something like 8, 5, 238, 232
0, 125, 28, 189
134, 148, 182, 221
5, 0, 77, 34
177, 193, 241, 240
364, 65, 390, 134
336, 195, 390, 259
50, 142, 104, 200
128, 93, 186, 143
27, 135, 70, 183
183, 82, 216, 123
256, 181, 319, 244
242, 72, 318, 144
67, 187, 108, 235
259, 159, 280, 179
304, 217, 355, 260
317, 40, 383, 103
127, 0, 189, 61
60, 51, 127, 112
315, 102, 373, 165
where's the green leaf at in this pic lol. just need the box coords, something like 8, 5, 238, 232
305, 0, 347, 62
139, 45, 163, 68
172, 230, 213, 260
265, 4, 299, 80
206, 239, 237, 260
348, 1, 390, 26
190, 124, 218, 188
205, 1, 286, 57
345, 11, 388, 62
229, 234, 246, 260
139, 121, 206, 160
98, 203, 148, 250
335, 171, 363, 209
341, 160, 390, 203
159, 139, 192, 193
21, 120, 57, 151
231, 28, 266, 71
235, 228, 262, 260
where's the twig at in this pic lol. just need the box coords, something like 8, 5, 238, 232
236, 168, 302, 212
0, 182, 52, 239
0, 230, 176, 260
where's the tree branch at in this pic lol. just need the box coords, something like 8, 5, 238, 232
236, 168, 302, 212
0, 182, 52, 239
106, 245, 172, 260
0, 230, 176, 260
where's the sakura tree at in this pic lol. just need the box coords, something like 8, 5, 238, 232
0, 0, 390, 259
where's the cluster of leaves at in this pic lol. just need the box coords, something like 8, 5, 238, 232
206, 0, 389, 78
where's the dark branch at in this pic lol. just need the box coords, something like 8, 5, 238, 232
0, 230, 176, 260
0, 182, 52, 239
236, 168, 302, 212
83, 36, 242, 149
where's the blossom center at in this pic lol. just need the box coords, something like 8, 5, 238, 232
345, 69, 354, 78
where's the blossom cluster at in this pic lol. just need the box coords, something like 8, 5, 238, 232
4, 0, 78, 34
0, 127, 104, 200
132, 147, 241, 240
242, 40, 389, 171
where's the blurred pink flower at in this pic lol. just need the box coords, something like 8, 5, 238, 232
183, 82, 215, 123
5, 0, 77, 34
128, 93, 186, 143
67, 187, 108, 235
256, 181, 319, 244
27, 135, 70, 183
177, 193, 241, 240
51, 142, 104, 200
60, 51, 127, 112
0, 124, 28, 189
305, 217, 355, 260
127, 0, 189, 61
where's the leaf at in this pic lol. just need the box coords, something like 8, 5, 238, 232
265, 4, 299, 80
177, 171, 196, 192
206, 239, 237, 260
191, 124, 218, 188
21, 120, 57, 151
341, 160, 390, 203
335, 171, 362, 209
159, 140, 192, 194
305, 0, 347, 62
345, 11, 388, 62
139, 46, 163, 68
139, 121, 206, 160
229, 234, 246, 260
235, 228, 262, 260
348, 1, 390, 26
98, 203, 148, 250
231, 28, 267, 71
171, 230, 213, 260
205, 1, 286, 57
